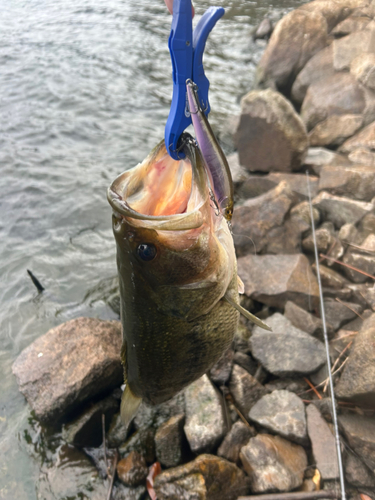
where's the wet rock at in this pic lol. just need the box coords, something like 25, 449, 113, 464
284, 300, 333, 338
351, 53, 375, 90
290, 201, 320, 233
302, 227, 334, 253
340, 120, 375, 154
249, 390, 307, 445
323, 298, 363, 330
306, 404, 339, 480
312, 191, 373, 228
12, 318, 122, 423
155, 414, 185, 468
256, 9, 329, 89
233, 352, 257, 376
118, 427, 156, 464
340, 413, 375, 473
184, 375, 226, 454
117, 451, 148, 486
253, 18, 273, 40
301, 73, 366, 131
333, 27, 375, 71
343, 234, 375, 282
345, 450, 375, 488
237, 254, 320, 310
209, 347, 233, 386
234, 89, 308, 173
309, 114, 363, 147
228, 365, 268, 418
217, 421, 256, 463
62, 395, 119, 448
240, 434, 307, 493
336, 313, 375, 407
312, 264, 350, 289
291, 45, 334, 105
303, 147, 351, 176
232, 181, 295, 256
332, 14, 371, 36
153, 454, 249, 500
319, 164, 375, 201
250, 313, 326, 376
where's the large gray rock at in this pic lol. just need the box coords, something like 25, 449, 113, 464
301, 73, 366, 131
340, 413, 375, 473
155, 414, 185, 468
240, 434, 307, 493
308, 114, 363, 147
256, 9, 329, 89
153, 454, 249, 500
12, 318, 123, 423
249, 390, 307, 445
237, 254, 320, 310
232, 181, 295, 257
184, 375, 226, 454
319, 164, 375, 201
234, 89, 308, 173
228, 365, 268, 418
340, 119, 375, 153
306, 404, 339, 480
250, 313, 326, 376
351, 53, 375, 90
217, 421, 256, 464
312, 191, 374, 228
332, 26, 375, 71
336, 313, 375, 407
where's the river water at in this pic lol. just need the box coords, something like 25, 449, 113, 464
0, 0, 305, 497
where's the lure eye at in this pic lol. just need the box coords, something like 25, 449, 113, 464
137, 243, 157, 262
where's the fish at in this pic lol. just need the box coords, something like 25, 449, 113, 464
186, 79, 234, 222
107, 134, 270, 428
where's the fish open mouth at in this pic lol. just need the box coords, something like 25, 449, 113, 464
107, 136, 209, 231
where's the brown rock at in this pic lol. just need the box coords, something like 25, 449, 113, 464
155, 414, 185, 468
303, 147, 352, 176
312, 263, 350, 289
235, 89, 308, 173
332, 27, 375, 71
319, 164, 375, 201
306, 404, 339, 480
351, 53, 375, 89
228, 365, 268, 418
12, 317, 122, 423
348, 147, 375, 165
290, 200, 320, 233
240, 434, 307, 493
153, 454, 249, 500
298, 0, 366, 32
312, 191, 374, 228
217, 421, 256, 464
340, 413, 375, 473
117, 451, 148, 486
268, 173, 319, 200
336, 313, 375, 407
340, 119, 375, 153
332, 14, 371, 36
309, 114, 363, 147
301, 73, 366, 131
237, 254, 320, 310
302, 227, 334, 253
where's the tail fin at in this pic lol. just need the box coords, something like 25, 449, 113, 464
121, 384, 142, 429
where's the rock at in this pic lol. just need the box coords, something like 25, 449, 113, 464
12, 318, 122, 423
237, 175, 278, 199
309, 114, 363, 147
153, 454, 249, 500
234, 89, 308, 173
62, 395, 119, 448
237, 254, 320, 310
217, 421, 256, 463
339, 222, 359, 243
240, 434, 307, 493
155, 414, 185, 468
209, 347, 233, 386
320, 164, 375, 202
312, 264, 350, 289
303, 147, 352, 176
268, 173, 319, 200
345, 450, 375, 488
323, 298, 363, 330
184, 375, 226, 454
306, 404, 339, 480
340, 413, 375, 473
301, 73, 366, 131
118, 427, 156, 464
228, 365, 268, 418
291, 45, 334, 105
351, 53, 375, 90
302, 227, 334, 253
250, 313, 326, 376
343, 234, 375, 282
117, 451, 148, 486
133, 392, 185, 431
312, 191, 374, 228
264, 378, 309, 395
232, 181, 295, 256
332, 14, 371, 36
332, 27, 375, 71
256, 9, 329, 90
290, 201, 320, 233
340, 120, 375, 154
336, 313, 375, 407
253, 18, 273, 40
249, 390, 307, 445
284, 301, 334, 338
233, 352, 257, 376
298, 0, 366, 32
348, 147, 375, 165
227, 153, 250, 186
351, 283, 375, 310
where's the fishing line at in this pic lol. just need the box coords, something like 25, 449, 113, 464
306, 171, 346, 500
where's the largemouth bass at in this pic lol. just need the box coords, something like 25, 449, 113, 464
107, 135, 269, 427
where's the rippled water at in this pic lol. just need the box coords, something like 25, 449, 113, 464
0, 0, 305, 497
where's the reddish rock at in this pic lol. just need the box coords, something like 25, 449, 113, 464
117, 451, 148, 486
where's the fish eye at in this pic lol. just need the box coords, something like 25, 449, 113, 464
137, 243, 157, 262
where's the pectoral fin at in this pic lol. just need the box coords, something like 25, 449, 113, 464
120, 384, 142, 429
224, 293, 272, 332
